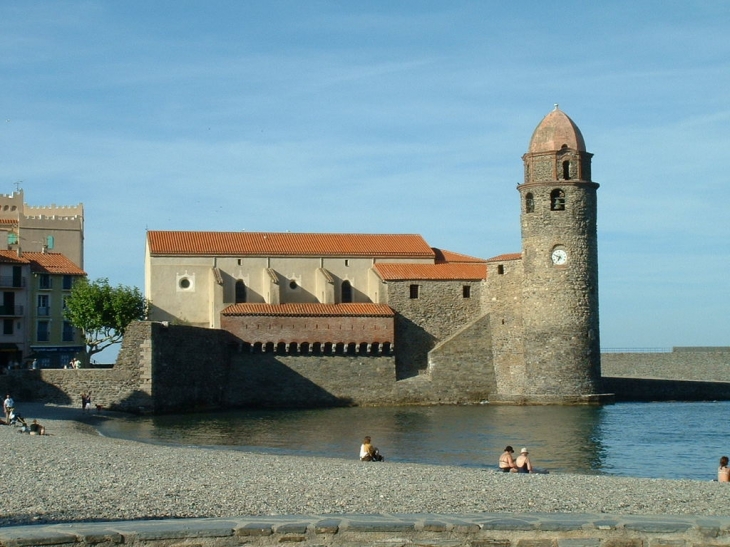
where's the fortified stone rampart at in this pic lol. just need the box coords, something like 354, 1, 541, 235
602, 348, 730, 381
225, 351, 398, 407
428, 313, 495, 403
385, 279, 484, 379
24, 203, 85, 218
3, 323, 730, 412
0, 324, 149, 410
220, 313, 394, 348
484, 257, 525, 397
601, 348, 730, 401
145, 322, 234, 413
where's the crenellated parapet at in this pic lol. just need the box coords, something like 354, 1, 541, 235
24, 203, 84, 219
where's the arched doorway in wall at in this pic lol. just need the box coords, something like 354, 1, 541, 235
341, 280, 353, 303
235, 280, 247, 303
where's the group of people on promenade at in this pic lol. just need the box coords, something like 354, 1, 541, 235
499, 445, 535, 473
2, 393, 46, 434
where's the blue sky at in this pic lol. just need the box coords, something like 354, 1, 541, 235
1, 1, 728, 354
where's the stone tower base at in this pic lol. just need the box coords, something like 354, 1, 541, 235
489, 393, 615, 405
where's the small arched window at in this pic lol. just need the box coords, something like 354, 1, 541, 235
550, 189, 566, 211
562, 160, 571, 180
525, 192, 534, 213
341, 280, 353, 303
235, 280, 246, 303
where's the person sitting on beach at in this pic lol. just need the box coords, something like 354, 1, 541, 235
718, 456, 730, 482
10, 411, 27, 429
16, 415, 30, 433
498, 445, 518, 472
29, 419, 46, 436
359, 436, 384, 461
515, 447, 534, 473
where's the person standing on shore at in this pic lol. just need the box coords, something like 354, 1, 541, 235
3, 394, 14, 425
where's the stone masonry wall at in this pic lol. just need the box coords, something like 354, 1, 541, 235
4, 512, 730, 547
427, 313, 495, 403
484, 258, 525, 398
602, 349, 730, 382
225, 351, 399, 407
5, 321, 730, 412
0, 322, 152, 412
385, 279, 484, 379
519, 181, 601, 398
601, 349, 730, 401
220, 313, 394, 346
148, 322, 235, 413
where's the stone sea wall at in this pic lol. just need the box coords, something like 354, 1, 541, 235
3, 512, 730, 547
601, 348, 730, 401
2, 324, 729, 413
602, 348, 730, 382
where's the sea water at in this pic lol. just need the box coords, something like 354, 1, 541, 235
95, 401, 728, 480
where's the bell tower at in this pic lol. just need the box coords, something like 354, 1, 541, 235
517, 105, 603, 402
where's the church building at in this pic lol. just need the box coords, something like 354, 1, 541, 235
144, 107, 606, 404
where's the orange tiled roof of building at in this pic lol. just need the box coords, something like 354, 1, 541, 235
0, 219, 18, 225
221, 303, 395, 317
432, 248, 487, 264
23, 252, 86, 275
486, 253, 522, 262
0, 250, 29, 264
148, 231, 435, 258
373, 262, 487, 281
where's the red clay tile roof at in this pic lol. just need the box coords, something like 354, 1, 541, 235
0, 219, 18, 225
373, 262, 486, 281
23, 252, 86, 275
221, 303, 395, 317
0, 250, 29, 264
486, 253, 522, 262
148, 231, 435, 258
432, 248, 487, 264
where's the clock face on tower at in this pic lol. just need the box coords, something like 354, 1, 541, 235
551, 248, 568, 266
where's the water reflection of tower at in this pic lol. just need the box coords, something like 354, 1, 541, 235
486, 405, 606, 472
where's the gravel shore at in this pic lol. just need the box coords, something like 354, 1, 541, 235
0, 404, 726, 527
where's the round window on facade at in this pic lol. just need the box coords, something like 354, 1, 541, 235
179, 278, 191, 290
289, 280, 298, 290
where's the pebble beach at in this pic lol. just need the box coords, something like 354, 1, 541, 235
0, 404, 726, 527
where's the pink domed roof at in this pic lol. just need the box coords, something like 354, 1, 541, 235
528, 105, 586, 153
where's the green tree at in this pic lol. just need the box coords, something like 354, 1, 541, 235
64, 278, 148, 365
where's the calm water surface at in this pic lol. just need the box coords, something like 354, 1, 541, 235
95, 401, 728, 481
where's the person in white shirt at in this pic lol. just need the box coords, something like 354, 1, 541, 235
359, 436, 384, 461
3, 394, 14, 425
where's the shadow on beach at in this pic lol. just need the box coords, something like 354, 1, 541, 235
6, 402, 127, 431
